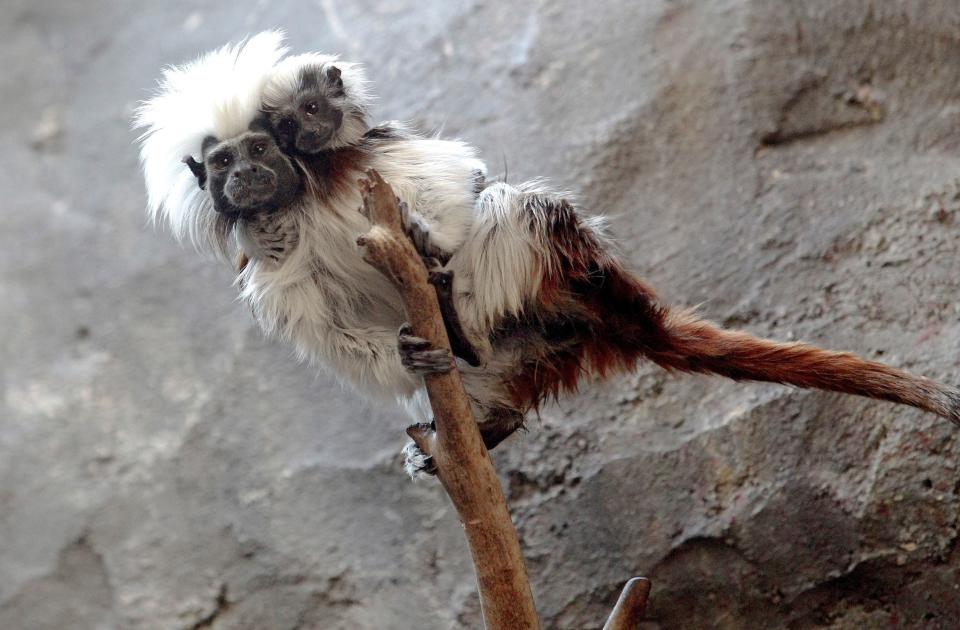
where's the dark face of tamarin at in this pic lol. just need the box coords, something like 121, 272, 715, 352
264, 65, 349, 155
182, 119, 303, 219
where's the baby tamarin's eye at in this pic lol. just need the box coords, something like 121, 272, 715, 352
304, 101, 320, 116
252, 141, 267, 156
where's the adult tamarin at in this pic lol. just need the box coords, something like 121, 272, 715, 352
137, 33, 960, 478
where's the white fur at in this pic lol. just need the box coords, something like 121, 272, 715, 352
450, 182, 550, 333
237, 190, 418, 405
370, 136, 484, 253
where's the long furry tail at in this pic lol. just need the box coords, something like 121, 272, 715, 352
642, 305, 960, 426
510, 189, 959, 426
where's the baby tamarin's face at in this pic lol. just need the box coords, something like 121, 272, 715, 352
263, 65, 350, 155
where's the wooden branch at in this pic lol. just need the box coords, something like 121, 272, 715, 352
356, 169, 540, 629
602, 577, 651, 630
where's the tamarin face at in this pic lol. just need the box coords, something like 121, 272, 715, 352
183, 120, 303, 219
264, 65, 347, 155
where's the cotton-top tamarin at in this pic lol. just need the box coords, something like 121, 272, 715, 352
137, 32, 959, 478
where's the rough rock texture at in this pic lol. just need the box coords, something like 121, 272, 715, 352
2, 1, 960, 628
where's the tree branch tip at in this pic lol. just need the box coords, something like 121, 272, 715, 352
363, 225, 390, 241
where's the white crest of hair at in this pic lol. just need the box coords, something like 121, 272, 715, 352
261, 53, 373, 149
134, 30, 289, 255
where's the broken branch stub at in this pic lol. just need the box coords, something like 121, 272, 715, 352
602, 577, 651, 630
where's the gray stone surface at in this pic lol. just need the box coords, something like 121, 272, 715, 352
2, 0, 960, 628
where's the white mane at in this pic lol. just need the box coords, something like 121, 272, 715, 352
134, 31, 289, 256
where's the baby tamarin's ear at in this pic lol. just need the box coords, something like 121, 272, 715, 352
326, 65, 344, 92
236, 252, 249, 273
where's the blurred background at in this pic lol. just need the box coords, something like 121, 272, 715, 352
3, 1, 960, 628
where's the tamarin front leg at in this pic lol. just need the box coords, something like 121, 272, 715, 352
398, 198, 483, 367
237, 211, 300, 266
397, 324, 454, 375
399, 200, 449, 264
428, 269, 482, 367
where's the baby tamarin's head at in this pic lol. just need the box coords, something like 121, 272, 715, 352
261, 54, 371, 155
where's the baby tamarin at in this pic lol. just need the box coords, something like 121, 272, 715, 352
138, 33, 960, 478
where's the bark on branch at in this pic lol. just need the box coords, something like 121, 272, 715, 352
356, 169, 540, 629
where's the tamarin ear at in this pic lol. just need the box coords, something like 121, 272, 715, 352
182, 155, 207, 190
326, 65, 343, 90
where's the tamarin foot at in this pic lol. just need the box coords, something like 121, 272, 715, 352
398, 323, 454, 375
402, 422, 438, 479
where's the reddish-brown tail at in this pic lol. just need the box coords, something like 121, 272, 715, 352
515, 193, 959, 426
641, 306, 960, 426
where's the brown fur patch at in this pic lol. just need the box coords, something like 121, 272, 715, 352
298, 145, 370, 203
505, 198, 657, 410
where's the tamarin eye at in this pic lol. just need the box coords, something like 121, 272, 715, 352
304, 101, 320, 116
252, 142, 266, 155
217, 153, 232, 167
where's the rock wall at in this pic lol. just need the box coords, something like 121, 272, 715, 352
2, 1, 959, 628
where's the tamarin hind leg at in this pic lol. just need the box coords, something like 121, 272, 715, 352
478, 408, 527, 451
400, 410, 526, 479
